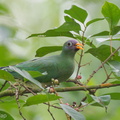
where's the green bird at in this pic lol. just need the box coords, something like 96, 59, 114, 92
1, 40, 83, 86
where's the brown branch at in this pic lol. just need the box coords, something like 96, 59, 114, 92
20, 83, 37, 95
1, 83, 120, 98
44, 103, 62, 110
102, 63, 109, 76
55, 83, 120, 92
86, 46, 120, 84
102, 72, 113, 84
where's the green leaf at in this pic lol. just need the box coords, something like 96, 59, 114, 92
91, 31, 109, 37
85, 41, 96, 48
111, 26, 120, 35
108, 61, 120, 77
27, 71, 43, 78
64, 5, 88, 23
74, 35, 96, 48
86, 45, 120, 61
64, 15, 74, 22
35, 46, 62, 57
60, 104, 85, 120
90, 95, 111, 107
111, 38, 120, 41
111, 80, 120, 84
103, 93, 120, 100
55, 17, 81, 33
0, 97, 25, 104
24, 94, 61, 106
0, 70, 15, 81
91, 26, 120, 37
87, 94, 94, 103
27, 29, 75, 38
0, 4, 9, 15
86, 18, 105, 27
102, 2, 120, 30
0, 110, 14, 120
9, 66, 44, 90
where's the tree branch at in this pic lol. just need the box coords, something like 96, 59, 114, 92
86, 46, 120, 84
0, 83, 120, 98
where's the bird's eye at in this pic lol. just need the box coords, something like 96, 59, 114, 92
67, 42, 73, 47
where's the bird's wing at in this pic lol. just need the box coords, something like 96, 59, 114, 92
16, 56, 58, 73
15, 55, 61, 82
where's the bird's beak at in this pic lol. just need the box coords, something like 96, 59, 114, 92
75, 43, 84, 50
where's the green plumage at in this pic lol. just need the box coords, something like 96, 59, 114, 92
1, 40, 83, 85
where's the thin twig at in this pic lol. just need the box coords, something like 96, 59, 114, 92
79, 96, 87, 107
8, 82, 26, 120
102, 72, 113, 84
55, 91, 71, 120
0, 81, 7, 91
47, 102, 56, 120
20, 83, 37, 95
86, 46, 120, 84
102, 63, 109, 76
44, 103, 62, 109
75, 50, 84, 80
75, 26, 86, 80
80, 61, 92, 67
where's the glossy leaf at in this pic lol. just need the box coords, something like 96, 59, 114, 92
57, 17, 81, 33
103, 93, 120, 100
28, 29, 75, 38
91, 31, 109, 37
86, 45, 120, 61
89, 95, 111, 107
111, 80, 120, 84
102, 2, 120, 29
64, 15, 73, 22
108, 61, 120, 77
0, 70, 15, 81
0, 110, 14, 120
24, 94, 61, 106
93, 95, 110, 106
27, 71, 43, 78
111, 26, 120, 35
36, 46, 62, 57
60, 104, 85, 120
111, 38, 120, 41
87, 94, 94, 103
9, 66, 44, 89
74, 35, 96, 48
64, 5, 88, 23
86, 18, 104, 27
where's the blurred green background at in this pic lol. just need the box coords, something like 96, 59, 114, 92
0, 0, 120, 120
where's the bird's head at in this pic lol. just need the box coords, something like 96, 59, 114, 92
61, 40, 83, 57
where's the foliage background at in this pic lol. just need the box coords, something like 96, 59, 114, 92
0, 0, 120, 120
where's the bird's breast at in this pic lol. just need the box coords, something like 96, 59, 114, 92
54, 58, 75, 82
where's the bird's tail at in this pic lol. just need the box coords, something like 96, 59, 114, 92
0, 67, 5, 69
